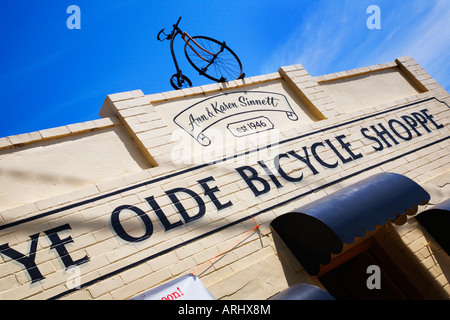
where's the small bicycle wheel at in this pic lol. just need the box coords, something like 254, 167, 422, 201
184, 36, 243, 83
170, 73, 192, 90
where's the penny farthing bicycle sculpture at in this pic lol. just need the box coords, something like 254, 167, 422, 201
157, 17, 245, 90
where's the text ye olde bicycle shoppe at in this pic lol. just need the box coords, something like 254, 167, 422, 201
0, 108, 444, 283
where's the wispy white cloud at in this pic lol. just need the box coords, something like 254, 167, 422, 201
400, 1, 450, 89
260, 1, 364, 75
261, 1, 450, 90
261, 3, 337, 74
363, 0, 450, 90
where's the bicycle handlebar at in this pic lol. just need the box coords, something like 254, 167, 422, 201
157, 17, 183, 41
174, 17, 182, 28
157, 28, 166, 41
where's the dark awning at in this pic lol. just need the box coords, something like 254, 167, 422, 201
270, 172, 430, 276
416, 198, 450, 255
269, 284, 335, 300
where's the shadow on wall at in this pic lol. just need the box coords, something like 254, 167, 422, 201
0, 125, 152, 211
271, 222, 450, 300
270, 226, 326, 290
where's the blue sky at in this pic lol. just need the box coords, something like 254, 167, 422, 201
0, 0, 449, 138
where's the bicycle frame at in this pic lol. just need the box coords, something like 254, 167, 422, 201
168, 19, 184, 82
159, 17, 226, 82
158, 17, 243, 89
182, 33, 216, 63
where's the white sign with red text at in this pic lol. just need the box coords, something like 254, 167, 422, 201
130, 274, 215, 300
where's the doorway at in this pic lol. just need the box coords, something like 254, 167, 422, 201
317, 238, 424, 300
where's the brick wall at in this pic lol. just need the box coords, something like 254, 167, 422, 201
0, 56, 449, 300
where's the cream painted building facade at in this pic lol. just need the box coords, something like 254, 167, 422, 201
0, 56, 449, 300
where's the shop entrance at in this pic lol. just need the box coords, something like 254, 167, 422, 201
317, 238, 423, 300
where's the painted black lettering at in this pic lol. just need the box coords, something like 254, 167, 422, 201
44, 224, 89, 269
111, 205, 153, 243
370, 123, 399, 148
400, 115, 422, 137
287, 148, 319, 175
388, 119, 412, 141
146, 196, 183, 231
412, 112, 432, 133
274, 153, 303, 182
235, 166, 270, 197
335, 134, 363, 160
257, 160, 283, 189
197, 176, 233, 211
420, 109, 444, 130
0, 233, 44, 283
325, 138, 352, 164
166, 188, 206, 224
361, 127, 383, 151
311, 142, 338, 168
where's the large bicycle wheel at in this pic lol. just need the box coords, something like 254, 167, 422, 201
184, 36, 243, 83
